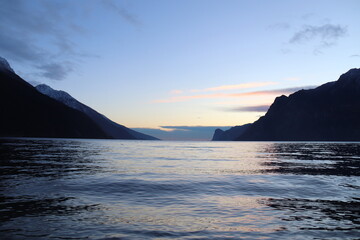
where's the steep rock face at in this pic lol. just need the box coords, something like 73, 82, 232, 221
236, 69, 360, 141
36, 84, 158, 140
212, 129, 225, 141
212, 124, 251, 141
0, 63, 109, 139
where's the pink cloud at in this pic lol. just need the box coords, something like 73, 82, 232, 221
154, 86, 315, 103
170, 89, 183, 94
191, 81, 277, 92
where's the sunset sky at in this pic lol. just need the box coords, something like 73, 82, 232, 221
1, 0, 359, 140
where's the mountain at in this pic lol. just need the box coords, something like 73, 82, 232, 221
0, 57, 109, 139
35, 84, 158, 140
235, 68, 360, 141
0, 57, 14, 73
212, 124, 251, 141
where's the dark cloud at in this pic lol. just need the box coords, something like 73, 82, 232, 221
133, 126, 232, 141
1, 0, 58, 33
36, 63, 74, 81
102, 0, 141, 26
0, 0, 138, 81
289, 24, 347, 46
231, 105, 270, 112
0, 0, 79, 80
0, 32, 45, 62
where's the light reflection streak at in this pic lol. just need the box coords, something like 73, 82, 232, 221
99, 195, 281, 234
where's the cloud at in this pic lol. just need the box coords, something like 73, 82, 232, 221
155, 86, 316, 103
0, 0, 81, 80
0, 0, 139, 81
350, 54, 360, 58
170, 90, 184, 94
229, 105, 270, 112
154, 93, 228, 103
0, 32, 45, 62
36, 62, 74, 81
163, 81, 278, 102
133, 126, 232, 141
192, 81, 277, 92
101, 0, 141, 26
28, 80, 42, 87
230, 86, 316, 97
161, 126, 227, 132
289, 24, 347, 47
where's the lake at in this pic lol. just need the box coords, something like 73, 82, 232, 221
0, 138, 359, 239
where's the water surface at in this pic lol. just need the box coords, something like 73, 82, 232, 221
0, 138, 359, 239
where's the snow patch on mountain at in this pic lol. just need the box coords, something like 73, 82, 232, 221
36, 84, 89, 114
0, 57, 15, 73
36, 84, 159, 140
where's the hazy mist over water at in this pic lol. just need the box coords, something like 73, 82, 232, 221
0, 138, 359, 239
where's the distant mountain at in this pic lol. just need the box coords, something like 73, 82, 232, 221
0, 57, 109, 139
36, 84, 158, 140
212, 124, 251, 141
235, 68, 360, 141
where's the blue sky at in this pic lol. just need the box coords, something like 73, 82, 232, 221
1, 0, 359, 140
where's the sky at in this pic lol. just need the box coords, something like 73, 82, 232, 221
1, 0, 359, 140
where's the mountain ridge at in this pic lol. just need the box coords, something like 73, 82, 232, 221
0, 56, 157, 140
0, 57, 14, 73
36, 84, 158, 140
0, 63, 109, 139
212, 124, 251, 141
233, 68, 360, 141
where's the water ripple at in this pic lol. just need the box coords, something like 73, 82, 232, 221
0, 138, 359, 239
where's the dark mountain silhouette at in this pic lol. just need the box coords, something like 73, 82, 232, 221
212, 124, 251, 141
235, 68, 360, 141
0, 57, 109, 139
36, 84, 158, 140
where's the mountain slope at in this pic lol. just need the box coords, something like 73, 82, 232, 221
0, 56, 14, 73
0, 58, 109, 139
212, 124, 251, 141
36, 84, 158, 140
236, 68, 360, 141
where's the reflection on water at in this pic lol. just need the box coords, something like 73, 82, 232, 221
263, 143, 360, 176
0, 138, 359, 239
265, 198, 360, 230
0, 138, 108, 179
